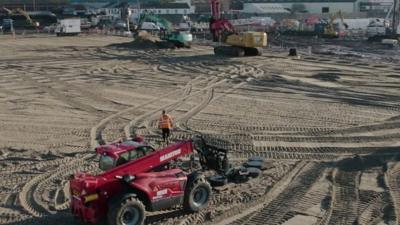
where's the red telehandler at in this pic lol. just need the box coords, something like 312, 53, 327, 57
70, 136, 230, 225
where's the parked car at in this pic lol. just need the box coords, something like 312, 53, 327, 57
114, 20, 127, 30
43, 23, 57, 33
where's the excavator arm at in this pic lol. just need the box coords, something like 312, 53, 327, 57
16, 8, 39, 28
2, 7, 39, 28
2, 7, 12, 14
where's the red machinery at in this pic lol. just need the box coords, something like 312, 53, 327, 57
70, 138, 220, 225
209, 0, 267, 56
209, 0, 235, 42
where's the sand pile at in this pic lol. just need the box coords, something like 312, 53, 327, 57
108, 31, 174, 49
131, 31, 162, 49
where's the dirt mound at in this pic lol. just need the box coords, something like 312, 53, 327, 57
108, 31, 174, 49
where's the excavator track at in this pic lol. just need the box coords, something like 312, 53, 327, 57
244, 47, 263, 56
214, 46, 262, 57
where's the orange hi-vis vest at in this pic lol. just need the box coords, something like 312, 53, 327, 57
159, 114, 173, 129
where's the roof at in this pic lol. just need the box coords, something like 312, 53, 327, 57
0, 0, 67, 3
239, 0, 357, 3
101, 1, 190, 9
141, 3, 191, 9
72, 4, 87, 11
242, 3, 290, 13
103, 1, 129, 8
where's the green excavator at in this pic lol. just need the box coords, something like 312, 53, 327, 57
136, 13, 192, 48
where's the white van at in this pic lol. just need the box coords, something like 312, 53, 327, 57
140, 22, 161, 31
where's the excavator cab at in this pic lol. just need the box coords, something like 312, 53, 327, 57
165, 31, 193, 48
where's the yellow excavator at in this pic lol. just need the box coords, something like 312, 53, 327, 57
323, 10, 347, 38
210, 0, 267, 57
3, 7, 40, 29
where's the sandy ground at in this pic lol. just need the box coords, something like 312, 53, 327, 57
0, 34, 399, 225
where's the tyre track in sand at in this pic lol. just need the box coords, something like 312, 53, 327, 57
321, 169, 360, 225
139, 77, 218, 137
1, 57, 121, 220
208, 161, 309, 225
176, 81, 247, 132
123, 78, 228, 139
225, 163, 325, 225
92, 76, 205, 147
14, 55, 231, 221
17, 154, 96, 218
386, 162, 400, 225
6, 68, 100, 114
357, 193, 386, 225
12, 69, 198, 220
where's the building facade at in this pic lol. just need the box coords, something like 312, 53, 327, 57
132, 3, 194, 15
239, 0, 358, 14
0, 0, 68, 12
359, 0, 393, 13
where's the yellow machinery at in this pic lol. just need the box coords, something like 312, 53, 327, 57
214, 31, 267, 56
210, 0, 267, 57
324, 10, 346, 38
16, 8, 40, 28
3, 7, 40, 29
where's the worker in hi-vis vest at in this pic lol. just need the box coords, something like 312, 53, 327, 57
159, 110, 173, 144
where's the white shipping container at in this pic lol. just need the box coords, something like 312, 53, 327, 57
55, 19, 81, 36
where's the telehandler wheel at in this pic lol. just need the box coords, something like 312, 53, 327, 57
108, 196, 145, 225
184, 178, 212, 212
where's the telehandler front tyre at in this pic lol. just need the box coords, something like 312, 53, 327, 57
108, 196, 145, 225
184, 178, 212, 212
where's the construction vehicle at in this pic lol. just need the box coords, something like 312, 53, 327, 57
367, 3, 393, 40
55, 18, 81, 36
367, 18, 390, 40
69, 136, 232, 225
2, 7, 40, 29
323, 10, 347, 38
367, 0, 400, 45
136, 13, 192, 48
1, 19, 14, 33
210, 0, 267, 57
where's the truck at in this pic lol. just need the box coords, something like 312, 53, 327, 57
69, 136, 229, 225
367, 2, 400, 45
55, 18, 81, 36
1, 19, 14, 33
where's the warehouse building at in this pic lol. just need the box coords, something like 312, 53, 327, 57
0, 0, 68, 12
131, 2, 195, 15
235, 0, 358, 14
